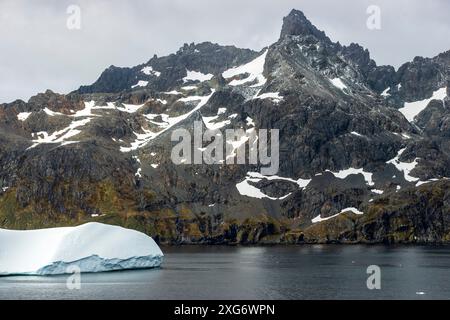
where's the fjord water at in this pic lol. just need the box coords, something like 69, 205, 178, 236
1, 245, 450, 300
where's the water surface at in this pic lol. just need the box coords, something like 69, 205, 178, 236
1, 245, 450, 299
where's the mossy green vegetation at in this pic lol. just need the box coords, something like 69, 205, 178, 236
1, 181, 450, 244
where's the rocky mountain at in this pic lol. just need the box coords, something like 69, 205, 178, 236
1, 9, 449, 244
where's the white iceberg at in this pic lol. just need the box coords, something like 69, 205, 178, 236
0, 222, 163, 275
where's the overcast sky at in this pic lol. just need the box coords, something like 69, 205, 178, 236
1, 0, 449, 103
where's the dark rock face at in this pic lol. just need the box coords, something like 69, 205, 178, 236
337, 43, 399, 94
1, 9, 449, 244
395, 56, 447, 101
301, 181, 450, 244
77, 66, 136, 94
280, 9, 332, 44
76, 42, 259, 94
416, 99, 450, 136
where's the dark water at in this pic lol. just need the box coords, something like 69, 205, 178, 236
1, 245, 450, 300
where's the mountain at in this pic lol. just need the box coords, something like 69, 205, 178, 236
1, 9, 449, 244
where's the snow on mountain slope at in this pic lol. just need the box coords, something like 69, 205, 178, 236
141, 66, 161, 77
322, 168, 374, 186
131, 80, 149, 88
17, 112, 31, 121
311, 207, 363, 223
0, 222, 163, 275
329, 78, 348, 92
28, 118, 92, 149
120, 90, 215, 152
236, 172, 310, 200
399, 87, 447, 122
386, 148, 419, 182
253, 92, 283, 103
1, 9, 450, 245
222, 50, 268, 87
183, 69, 213, 82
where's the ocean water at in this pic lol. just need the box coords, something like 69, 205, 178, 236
1, 245, 450, 300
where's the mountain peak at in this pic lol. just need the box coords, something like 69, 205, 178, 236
280, 9, 331, 43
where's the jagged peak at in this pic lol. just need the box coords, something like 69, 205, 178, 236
280, 9, 331, 44
437, 49, 450, 59
340, 42, 376, 70
175, 41, 254, 56
176, 41, 220, 54
28, 89, 57, 102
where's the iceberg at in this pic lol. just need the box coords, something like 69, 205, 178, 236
0, 222, 163, 275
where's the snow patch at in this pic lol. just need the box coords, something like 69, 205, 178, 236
222, 50, 267, 87
320, 167, 374, 186
386, 148, 419, 182
66, 100, 145, 117
351, 131, 363, 137
141, 66, 161, 77
381, 87, 391, 97
133, 156, 142, 178
341, 207, 364, 215
17, 112, 32, 121
415, 178, 448, 187
246, 172, 311, 188
71, 101, 113, 117
236, 172, 310, 200
329, 78, 348, 92
402, 133, 411, 139
183, 70, 213, 83
254, 92, 283, 103
217, 107, 227, 115
416, 179, 437, 187
116, 103, 145, 113
225, 134, 249, 159
28, 118, 92, 149
312, 207, 363, 223
311, 213, 339, 223
236, 176, 277, 200
164, 90, 183, 95
246, 116, 255, 127
131, 80, 148, 89
121, 90, 215, 152
202, 115, 231, 130
178, 96, 203, 103
399, 87, 447, 122
44, 108, 64, 116
181, 85, 197, 91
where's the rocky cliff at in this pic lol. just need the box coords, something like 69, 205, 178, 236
1, 9, 449, 244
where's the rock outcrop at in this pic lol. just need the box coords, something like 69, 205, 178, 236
1, 9, 449, 244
